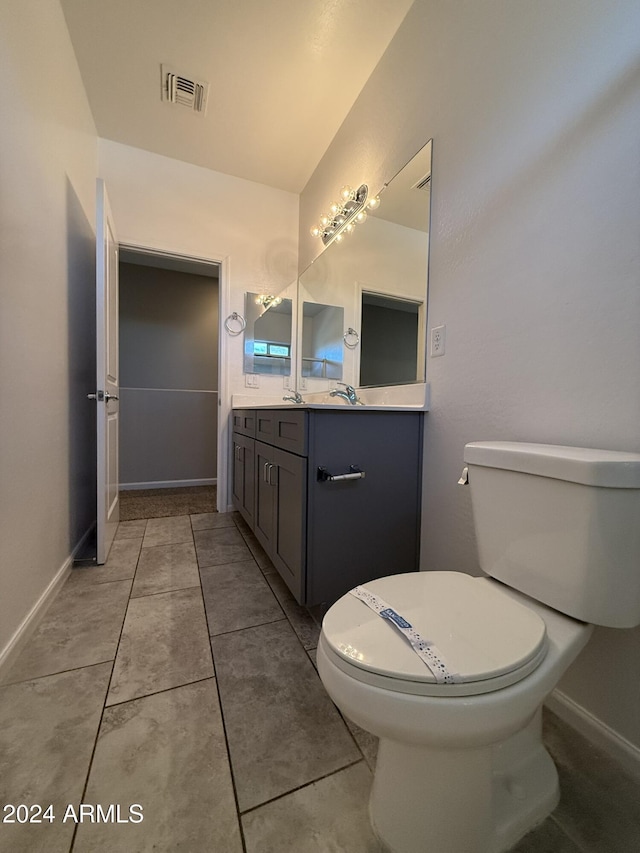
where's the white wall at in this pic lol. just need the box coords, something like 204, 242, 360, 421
0, 1, 98, 657
300, 0, 640, 751
98, 140, 299, 507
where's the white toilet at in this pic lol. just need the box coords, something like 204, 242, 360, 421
317, 442, 640, 853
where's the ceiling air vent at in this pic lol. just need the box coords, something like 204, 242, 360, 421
413, 174, 431, 191
161, 64, 209, 115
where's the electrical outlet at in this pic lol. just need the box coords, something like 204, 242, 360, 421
245, 373, 259, 388
430, 325, 446, 357
299, 376, 307, 391
283, 375, 292, 390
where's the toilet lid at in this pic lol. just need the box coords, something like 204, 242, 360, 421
322, 572, 547, 695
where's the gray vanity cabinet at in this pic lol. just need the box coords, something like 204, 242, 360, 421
231, 407, 423, 608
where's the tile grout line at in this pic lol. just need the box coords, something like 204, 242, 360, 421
200, 513, 327, 845
129, 582, 202, 601
195, 514, 344, 839
238, 757, 367, 817
193, 513, 249, 853
103, 674, 218, 710
223, 515, 372, 812
68, 533, 146, 853
0, 657, 119, 690
208, 616, 288, 640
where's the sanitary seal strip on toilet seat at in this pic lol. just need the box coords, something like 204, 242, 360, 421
349, 585, 462, 684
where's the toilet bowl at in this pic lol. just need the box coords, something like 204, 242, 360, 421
317, 442, 640, 853
317, 572, 592, 853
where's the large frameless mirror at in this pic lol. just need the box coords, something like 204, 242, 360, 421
243, 292, 293, 376
298, 139, 432, 390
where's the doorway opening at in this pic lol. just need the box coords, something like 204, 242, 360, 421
118, 245, 221, 519
359, 291, 423, 387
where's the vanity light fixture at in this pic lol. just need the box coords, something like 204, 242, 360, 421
255, 294, 282, 309
310, 184, 381, 247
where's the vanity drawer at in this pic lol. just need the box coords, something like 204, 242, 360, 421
232, 409, 256, 438
256, 409, 308, 456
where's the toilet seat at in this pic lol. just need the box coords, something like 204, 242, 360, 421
321, 572, 548, 697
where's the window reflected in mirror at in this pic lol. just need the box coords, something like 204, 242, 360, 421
243, 292, 292, 375
301, 301, 344, 380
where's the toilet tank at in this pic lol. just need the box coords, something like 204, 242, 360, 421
464, 442, 640, 628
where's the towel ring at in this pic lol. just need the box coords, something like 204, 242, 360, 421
344, 327, 360, 349
224, 312, 246, 336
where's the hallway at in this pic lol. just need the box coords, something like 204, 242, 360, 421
1, 507, 639, 852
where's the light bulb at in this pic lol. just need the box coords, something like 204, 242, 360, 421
344, 222, 354, 233
339, 185, 354, 201
355, 210, 368, 223
329, 200, 341, 215
320, 214, 330, 227
310, 225, 321, 238
368, 195, 381, 209
335, 232, 343, 242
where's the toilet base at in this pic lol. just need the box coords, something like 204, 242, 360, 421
369, 710, 559, 853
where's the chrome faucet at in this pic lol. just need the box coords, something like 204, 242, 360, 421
283, 391, 304, 404
329, 382, 361, 405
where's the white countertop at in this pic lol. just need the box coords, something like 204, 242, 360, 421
232, 383, 430, 412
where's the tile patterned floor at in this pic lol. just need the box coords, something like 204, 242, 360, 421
1, 507, 640, 852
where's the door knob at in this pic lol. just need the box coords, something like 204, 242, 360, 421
87, 390, 119, 402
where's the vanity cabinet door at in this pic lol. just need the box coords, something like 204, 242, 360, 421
254, 441, 306, 603
231, 432, 255, 527
271, 446, 306, 602
254, 442, 276, 555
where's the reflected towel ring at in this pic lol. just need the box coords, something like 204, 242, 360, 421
224, 312, 246, 336
344, 327, 360, 349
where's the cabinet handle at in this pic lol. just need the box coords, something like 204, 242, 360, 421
268, 464, 276, 486
264, 461, 270, 483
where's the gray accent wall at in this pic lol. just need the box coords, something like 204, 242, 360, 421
119, 263, 219, 487
360, 301, 419, 387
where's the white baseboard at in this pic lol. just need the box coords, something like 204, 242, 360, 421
0, 524, 95, 676
120, 478, 217, 491
546, 689, 640, 781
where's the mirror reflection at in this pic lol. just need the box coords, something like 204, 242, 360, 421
298, 139, 431, 390
243, 292, 292, 375
301, 301, 344, 379
360, 292, 421, 386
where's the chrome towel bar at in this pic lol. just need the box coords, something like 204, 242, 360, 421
317, 465, 366, 482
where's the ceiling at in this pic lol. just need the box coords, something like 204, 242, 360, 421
60, 0, 414, 194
